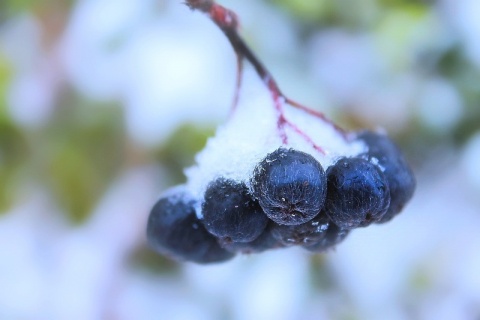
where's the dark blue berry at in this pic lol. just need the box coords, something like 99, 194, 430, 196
303, 223, 350, 252
219, 222, 285, 254
147, 187, 234, 264
270, 213, 330, 246
201, 178, 269, 242
325, 157, 391, 229
357, 131, 416, 223
251, 148, 327, 225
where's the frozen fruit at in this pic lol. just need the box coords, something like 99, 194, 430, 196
270, 213, 330, 246
219, 222, 285, 254
357, 131, 416, 223
145, 0, 417, 264
251, 148, 327, 225
303, 223, 350, 252
202, 178, 268, 242
147, 186, 234, 264
325, 157, 391, 229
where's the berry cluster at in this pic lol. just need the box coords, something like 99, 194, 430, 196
147, 131, 415, 263
146, 0, 416, 264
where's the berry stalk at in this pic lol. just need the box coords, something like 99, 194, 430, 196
185, 0, 347, 150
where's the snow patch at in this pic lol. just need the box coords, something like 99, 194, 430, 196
185, 67, 366, 207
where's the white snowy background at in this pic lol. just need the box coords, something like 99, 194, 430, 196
1, 0, 480, 319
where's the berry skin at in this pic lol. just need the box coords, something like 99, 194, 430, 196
324, 157, 391, 229
251, 148, 327, 225
219, 222, 285, 254
303, 223, 350, 252
270, 213, 330, 246
202, 178, 269, 242
147, 187, 234, 264
357, 131, 416, 223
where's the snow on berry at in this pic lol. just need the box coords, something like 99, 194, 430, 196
185, 69, 367, 207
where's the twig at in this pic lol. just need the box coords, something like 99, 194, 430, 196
185, 0, 347, 149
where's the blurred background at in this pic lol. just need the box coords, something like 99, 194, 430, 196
1, 0, 480, 319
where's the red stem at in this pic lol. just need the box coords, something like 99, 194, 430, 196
185, 0, 346, 150
229, 53, 243, 116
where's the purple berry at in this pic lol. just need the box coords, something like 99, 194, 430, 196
147, 187, 234, 264
270, 213, 331, 246
303, 223, 350, 252
357, 131, 416, 223
251, 148, 327, 225
325, 157, 391, 229
202, 178, 268, 242
219, 222, 285, 254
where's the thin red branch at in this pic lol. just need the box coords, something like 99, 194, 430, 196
285, 98, 347, 138
229, 54, 243, 115
185, 0, 347, 148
